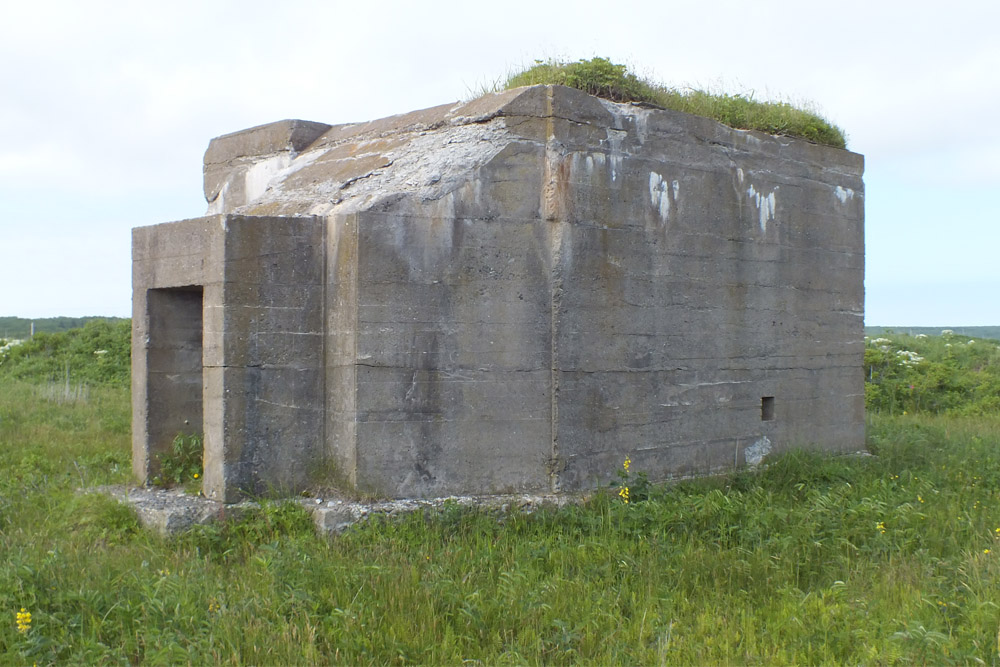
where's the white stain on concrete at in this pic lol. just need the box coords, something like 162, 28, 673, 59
208, 183, 230, 217
834, 186, 855, 205
649, 171, 671, 221
245, 154, 292, 204
610, 154, 623, 182
606, 129, 626, 182
746, 184, 777, 232
634, 112, 649, 144
581, 152, 610, 184
745, 436, 772, 466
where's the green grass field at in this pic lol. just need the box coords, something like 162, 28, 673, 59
2, 328, 999, 663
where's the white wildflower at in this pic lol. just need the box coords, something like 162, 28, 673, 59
0, 339, 24, 355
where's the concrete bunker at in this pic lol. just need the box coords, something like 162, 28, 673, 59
133, 85, 865, 502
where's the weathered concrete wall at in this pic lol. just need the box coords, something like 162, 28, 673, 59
134, 214, 325, 502
351, 199, 555, 496
134, 84, 864, 501
533, 89, 864, 488
133, 217, 222, 487
214, 215, 326, 500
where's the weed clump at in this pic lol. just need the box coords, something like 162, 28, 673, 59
153, 433, 203, 489
498, 57, 848, 149
505, 56, 658, 104
612, 455, 650, 504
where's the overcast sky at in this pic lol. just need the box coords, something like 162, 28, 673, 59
1, 0, 997, 326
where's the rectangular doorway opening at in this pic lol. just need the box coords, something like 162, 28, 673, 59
147, 286, 204, 482
761, 396, 775, 421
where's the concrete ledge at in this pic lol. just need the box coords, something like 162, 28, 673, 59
307, 493, 578, 534
90, 486, 579, 537
95, 486, 256, 535
204, 119, 333, 166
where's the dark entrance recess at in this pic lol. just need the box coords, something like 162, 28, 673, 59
146, 286, 204, 474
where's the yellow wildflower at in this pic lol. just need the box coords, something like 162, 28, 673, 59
16, 607, 31, 634
618, 486, 630, 504
623, 457, 631, 473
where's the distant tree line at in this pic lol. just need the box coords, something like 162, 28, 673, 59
0, 319, 131, 386
0, 316, 129, 340
865, 326, 1000, 341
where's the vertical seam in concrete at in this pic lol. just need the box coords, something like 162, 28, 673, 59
350, 214, 360, 487
544, 86, 562, 492
320, 215, 328, 473
134, 287, 150, 482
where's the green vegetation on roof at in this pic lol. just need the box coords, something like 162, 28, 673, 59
500, 57, 847, 149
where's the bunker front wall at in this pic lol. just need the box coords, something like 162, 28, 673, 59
345, 86, 864, 496
133, 214, 325, 502
347, 144, 557, 498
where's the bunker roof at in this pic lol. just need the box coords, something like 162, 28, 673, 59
203, 85, 862, 220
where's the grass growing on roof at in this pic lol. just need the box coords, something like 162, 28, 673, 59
497, 57, 848, 149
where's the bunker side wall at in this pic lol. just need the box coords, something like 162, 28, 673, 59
527, 90, 865, 489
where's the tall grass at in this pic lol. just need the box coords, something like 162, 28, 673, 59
490, 57, 847, 149
3, 369, 999, 662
